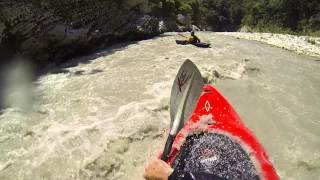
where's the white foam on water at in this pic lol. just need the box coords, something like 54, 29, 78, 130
0, 32, 319, 179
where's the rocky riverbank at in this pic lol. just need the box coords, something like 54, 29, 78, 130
0, 0, 166, 70
217, 32, 320, 58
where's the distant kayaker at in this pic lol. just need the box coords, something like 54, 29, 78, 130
188, 31, 201, 44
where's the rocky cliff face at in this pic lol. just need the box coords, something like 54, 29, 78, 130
0, 0, 161, 69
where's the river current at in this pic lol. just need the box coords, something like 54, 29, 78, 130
0, 32, 319, 179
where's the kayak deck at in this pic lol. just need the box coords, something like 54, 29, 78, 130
165, 85, 278, 180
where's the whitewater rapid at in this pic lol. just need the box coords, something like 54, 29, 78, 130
0, 32, 319, 180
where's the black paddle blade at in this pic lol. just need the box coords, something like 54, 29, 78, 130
169, 60, 204, 131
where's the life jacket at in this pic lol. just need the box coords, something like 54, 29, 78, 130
188, 35, 200, 43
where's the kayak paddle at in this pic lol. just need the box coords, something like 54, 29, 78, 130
161, 60, 204, 161
177, 33, 188, 39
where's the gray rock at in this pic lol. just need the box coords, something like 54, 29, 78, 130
130, 15, 159, 36
192, 25, 201, 31
206, 26, 214, 31
176, 14, 192, 31
159, 20, 166, 33
178, 25, 192, 32
309, 12, 320, 23
238, 26, 253, 33
177, 14, 191, 27
158, 19, 179, 33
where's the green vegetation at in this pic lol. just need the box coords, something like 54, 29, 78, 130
242, 0, 320, 36
149, 0, 320, 36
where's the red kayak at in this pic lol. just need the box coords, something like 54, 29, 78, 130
164, 85, 278, 180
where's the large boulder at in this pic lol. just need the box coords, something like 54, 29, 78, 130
238, 25, 253, 33
176, 14, 192, 32
192, 25, 201, 31
0, 0, 160, 69
158, 19, 179, 33
309, 12, 320, 24
177, 14, 191, 26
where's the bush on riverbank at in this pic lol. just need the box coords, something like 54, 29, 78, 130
153, 0, 320, 36
242, 0, 320, 36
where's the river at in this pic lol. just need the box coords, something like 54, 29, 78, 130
0, 32, 319, 180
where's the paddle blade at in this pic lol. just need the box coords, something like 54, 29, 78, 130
170, 60, 204, 129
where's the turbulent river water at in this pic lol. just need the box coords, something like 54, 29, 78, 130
0, 32, 319, 180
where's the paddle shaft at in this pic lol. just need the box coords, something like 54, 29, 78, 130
178, 33, 188, 39
161, 134, 175, 161
161, 73, 195, 161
